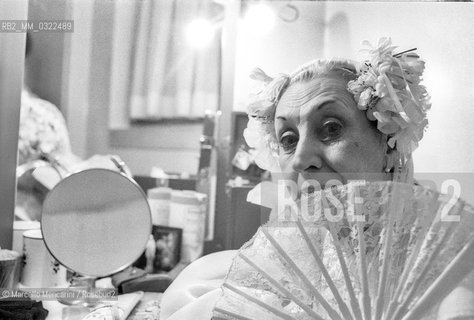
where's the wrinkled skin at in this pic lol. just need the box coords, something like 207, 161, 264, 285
274, 73, 388, 188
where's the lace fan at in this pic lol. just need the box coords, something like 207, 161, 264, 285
213, 181, 474, 320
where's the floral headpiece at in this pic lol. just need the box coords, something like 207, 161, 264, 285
243, 69, 289, 171
347, 37, 431, 155
243, 38, 431, 172
18, 90, 72, 165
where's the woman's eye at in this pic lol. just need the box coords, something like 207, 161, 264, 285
279, 132, 298, 151
318, 119, 343, 142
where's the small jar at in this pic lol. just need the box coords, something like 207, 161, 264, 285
147, 187, 172, 226
169, 191, 207, 262
21, 229, 67, 288
0, 249, 21, 289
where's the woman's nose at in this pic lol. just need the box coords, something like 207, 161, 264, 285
291, 136, 323, 172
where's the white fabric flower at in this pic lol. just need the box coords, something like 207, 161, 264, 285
347, 38, 431, 155
358, 88, 373, 110
18, 90, 71, 165
243, 118, 280, 172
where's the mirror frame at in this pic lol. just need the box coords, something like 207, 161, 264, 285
0, 0, 28, 249
41, 168, 152, 277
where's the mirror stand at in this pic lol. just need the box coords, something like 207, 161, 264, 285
57, 275, 98, 307
41, 168, 152, 307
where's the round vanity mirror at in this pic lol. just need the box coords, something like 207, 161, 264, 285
41, 168, 151, 277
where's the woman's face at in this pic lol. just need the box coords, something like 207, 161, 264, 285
274, 73, 387, 187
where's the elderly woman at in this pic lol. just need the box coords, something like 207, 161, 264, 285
161, 38, 474, 320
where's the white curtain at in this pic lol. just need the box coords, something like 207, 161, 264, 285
127, 0, 220, 120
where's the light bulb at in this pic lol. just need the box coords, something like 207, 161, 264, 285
243, 4, 276, 35
186, 18, 215, 49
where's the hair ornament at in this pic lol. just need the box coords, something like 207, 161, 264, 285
347, 37, 431, 155
243, 69, 289, 171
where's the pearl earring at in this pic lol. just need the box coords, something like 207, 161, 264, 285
383, 153, 395, 173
